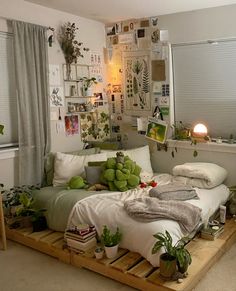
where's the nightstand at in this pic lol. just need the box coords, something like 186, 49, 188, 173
0, 194, 7, 250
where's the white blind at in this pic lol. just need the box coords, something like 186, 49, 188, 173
172, 40, 236, 139
0, 32, 18, 146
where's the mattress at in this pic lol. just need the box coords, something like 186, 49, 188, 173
67, 174, 230, 267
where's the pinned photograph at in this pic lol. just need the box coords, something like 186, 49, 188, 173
137, 29, 145, 38
146, 118, 168, 144
115, 23, 122, 33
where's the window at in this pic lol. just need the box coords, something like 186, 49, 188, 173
0, 32, 18, 148
172, 40, 236, 139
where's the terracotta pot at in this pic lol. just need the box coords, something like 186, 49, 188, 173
159, 253, 177, 279
104, 244, 119, 259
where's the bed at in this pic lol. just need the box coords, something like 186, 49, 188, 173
33, 173, 229, 267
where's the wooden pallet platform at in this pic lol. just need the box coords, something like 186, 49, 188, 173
6, 219, 236, 291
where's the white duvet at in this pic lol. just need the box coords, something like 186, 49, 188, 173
67, 174, 229, 267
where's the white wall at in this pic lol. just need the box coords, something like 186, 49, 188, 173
0, 0, 106, 187
152, 4, 236, 185
123, 4, 236, 185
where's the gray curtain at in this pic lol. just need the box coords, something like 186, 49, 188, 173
12, 20, 51, 186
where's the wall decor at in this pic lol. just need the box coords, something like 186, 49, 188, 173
123, 51, 151, 114
118, 34, 134, 44
140, 19, 150, 28
145, 118, 168, 144
50, 86, 64, 107
151, 29, 160, 43
65, 115, 79, 136
150, 17, 158, 27
137, 29, 145, 38
152, 60, 166, 81
49, 64, 60, 86
80, 108, 110, 141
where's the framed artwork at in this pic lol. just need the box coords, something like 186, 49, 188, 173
65, 115, 79, 136
145, 118, 168, 144
123, 51, 151, 115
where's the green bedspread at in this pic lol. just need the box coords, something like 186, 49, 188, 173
32, 187, 108, 232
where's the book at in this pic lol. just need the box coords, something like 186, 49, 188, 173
65, 229, 96, 240
201, 224, 224, 240
66, 237, 97, 251
65, 232, 96, 243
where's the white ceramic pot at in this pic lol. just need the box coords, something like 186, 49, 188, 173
84, 87, 93, 97
104, 244, 119, 259
94, 247, 104, 259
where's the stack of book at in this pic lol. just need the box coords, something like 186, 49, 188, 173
65, 224, 97, 252
201, 224, 224, 240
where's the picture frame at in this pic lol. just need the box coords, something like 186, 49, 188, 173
145, 117, 168, 144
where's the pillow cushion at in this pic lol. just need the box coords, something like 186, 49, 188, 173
173, 162, 227, 189
101, 145, 153, 174
53, 152, 107, 187
44, 147, 100, 186
85, 166, 103, 185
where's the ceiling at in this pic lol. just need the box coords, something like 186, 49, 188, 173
25, 0, 236, 23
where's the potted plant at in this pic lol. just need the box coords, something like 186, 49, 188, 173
152, 231, 192, 278
0, 124, 4, 135
152, 231, 177, 278
101, 225, 122, 259
16, 193, 47, 232
175, 237, 192, 274
79, 77, 97, 96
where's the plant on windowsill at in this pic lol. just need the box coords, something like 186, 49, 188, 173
58, 22, 89, 80
101, 225, 122, 259
0, 124, 4, 135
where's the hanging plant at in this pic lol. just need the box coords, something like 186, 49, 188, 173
58, 22, 89, 65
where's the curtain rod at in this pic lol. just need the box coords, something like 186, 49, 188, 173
0, 15, 54, 30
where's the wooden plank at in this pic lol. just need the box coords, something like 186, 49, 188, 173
127, 259, 155, 278
15, 227, 33, 236
111, 251, 142, 272
39, 232, 64, 245
52, 238, 66, 249
99, 248, 129, 266
71, 252, 170, 291
27, 229, 54, 241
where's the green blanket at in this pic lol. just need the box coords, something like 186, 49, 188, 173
33, 187, 107, 232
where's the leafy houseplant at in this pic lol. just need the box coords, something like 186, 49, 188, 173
152, 231, 192, 278
0, 124, 4, 135
16, 193, 47, 232
79, 77, 97, 96
101, 225, 122, 258
58, 22, 89, 79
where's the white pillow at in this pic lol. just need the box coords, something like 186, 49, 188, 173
53, 152, 107, 187
173, 162, 227, 189
101, 145, 153, 174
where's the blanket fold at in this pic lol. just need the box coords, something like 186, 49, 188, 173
149, 183, 199, 201
124, 197, 201, 233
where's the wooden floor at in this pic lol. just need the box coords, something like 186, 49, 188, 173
6, 219, 236, 291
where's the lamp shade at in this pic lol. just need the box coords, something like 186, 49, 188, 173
193, 123, 208, 137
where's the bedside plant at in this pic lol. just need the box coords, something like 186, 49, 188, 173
152, 230, 192, 278
101, 225, 122, 258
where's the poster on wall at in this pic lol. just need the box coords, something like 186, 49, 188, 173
80, 108, 110, 142
64, 115, 79, 136
49, 64, 60, 86
123, 51, 151, 115
145, 118, 168, 144
50, 86, 64, 107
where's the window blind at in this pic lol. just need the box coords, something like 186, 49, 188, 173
172, 40, 236, 139
0, 32, 18, 146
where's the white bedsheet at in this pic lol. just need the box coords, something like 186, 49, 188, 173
67, 174, 229, 267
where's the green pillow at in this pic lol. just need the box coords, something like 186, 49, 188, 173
44, 147, 101, 186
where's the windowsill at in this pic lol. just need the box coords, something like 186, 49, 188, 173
167, 139, 236, 154
0, 147, 19, 160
